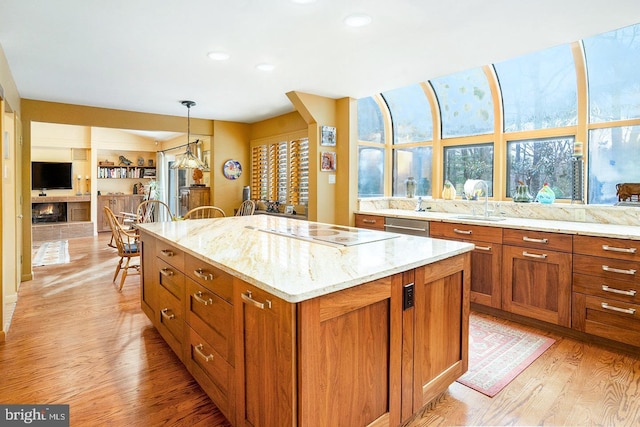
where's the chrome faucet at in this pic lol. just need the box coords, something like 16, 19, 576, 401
415, 196, 425, 212
476, 180, 491, 218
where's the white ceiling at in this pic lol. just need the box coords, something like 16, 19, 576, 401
1, 0, 639, 124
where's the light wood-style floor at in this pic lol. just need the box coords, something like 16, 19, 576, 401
2, 233, 639, 426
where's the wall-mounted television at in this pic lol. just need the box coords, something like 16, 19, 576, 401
32, 161, 73, 192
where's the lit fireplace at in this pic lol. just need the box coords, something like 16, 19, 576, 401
32, 202, 66, 223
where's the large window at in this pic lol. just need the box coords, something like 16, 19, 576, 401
357, 97, 385, 143
443, 144, 494, 197
393, 147, 432, 197
584, 24, 640, 123
431, 68, 494, 138
506, 137, 574, 200
358, 147, 385, 197
382, 84, 433, 144
588, 126, 640, 204
495, 44, 577, 131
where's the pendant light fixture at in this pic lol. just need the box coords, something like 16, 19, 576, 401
170, 100, 206, 170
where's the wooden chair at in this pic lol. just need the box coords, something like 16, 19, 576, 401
235, 199, 255, 216
104, 206, 140, 291
136, 199, 175, 223
183, 206, 226, 220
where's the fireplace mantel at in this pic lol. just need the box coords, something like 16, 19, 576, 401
31, 195, 90, 203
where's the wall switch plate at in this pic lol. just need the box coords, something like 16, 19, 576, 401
574, 208, 585, 222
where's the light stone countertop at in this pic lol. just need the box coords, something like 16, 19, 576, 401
137, 215, 474, 303
357, 208, 640, 240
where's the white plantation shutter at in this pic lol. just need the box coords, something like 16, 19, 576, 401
251, 137, 309, 206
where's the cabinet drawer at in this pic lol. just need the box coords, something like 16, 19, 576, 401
573, 254, 639, 284
156, 283, 184, 357
503, 228, 572, 252
187, 327, 233, 419
157, 259, 185, 300
573, 235, 640, 261
573, 293, 640, 347
573, 273, 639, 304
156, 242, 185, 271
355, 214, 385, 230
185, 254, 233, 303
186, 277, 234, 363
430, 221, 502, 244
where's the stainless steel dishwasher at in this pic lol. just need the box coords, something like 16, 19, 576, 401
384, 217, 430, 237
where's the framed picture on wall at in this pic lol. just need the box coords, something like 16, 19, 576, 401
202, 150, 210, 171
320, 126, 336, 146
320, 151, 336, 172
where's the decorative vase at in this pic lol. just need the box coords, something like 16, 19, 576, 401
405, 176, 417, 198
442, 180, 456, 200
536, 183, 556, 204
513, 183, 533, 203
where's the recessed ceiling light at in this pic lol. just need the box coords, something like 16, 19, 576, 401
207, 51, 230, 61
344, 13, 372, 27
256, 63, 275, 72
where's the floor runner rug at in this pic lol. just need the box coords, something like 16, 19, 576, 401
456, 314, 555, 397
33, 240, 70, 267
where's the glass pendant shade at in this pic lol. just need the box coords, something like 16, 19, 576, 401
170, 100, 206, 170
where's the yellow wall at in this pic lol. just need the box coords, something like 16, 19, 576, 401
212, 121, 251, 215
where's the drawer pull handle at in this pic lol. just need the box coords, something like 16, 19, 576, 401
475, 245, 492, 251
160, 308, 175, 320
602, 285, 637, 297
601, 302, 636, 315
194, 268, 214, 281
523, 236, 548, 244
602, 265, 636, 276
160, 249, 174, 257
193, 291, 213, 306
453, 228, 472, 235
602, 244, 637, 254
523, 251, 547, 259
384, 224, 428, 232
362, 219, 376, 224
241, 290, 272, 310
160, 268, 174, 277
194, 344, 214, 362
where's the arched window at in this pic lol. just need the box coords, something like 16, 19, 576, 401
358, 97, 386, 197
382, 84, 434, 197
431, 68, 494, 138
357, 97, 385, 143
584, 23, 640, 123
381, 84, 433, 144
495, 44, 577, 131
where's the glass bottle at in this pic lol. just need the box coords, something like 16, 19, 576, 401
405, 176, 417, 198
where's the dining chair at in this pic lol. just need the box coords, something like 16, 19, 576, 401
104, 206, 140, 291
235, 200, 255, 216
183, 206, 226, 220
136, 199, 175, 223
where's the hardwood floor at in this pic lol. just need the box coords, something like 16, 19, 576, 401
2, 233, 639, 426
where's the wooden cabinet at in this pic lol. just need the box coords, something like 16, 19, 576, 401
234, 281, 296, 427
140, 228, 470, 426
179, 186, 210, 217
234, 253, 470, 427
430, 221, 503, 308
97, 194, 144, 231
354, 213, 385, 230
572, 235, 640, 347
185, 253, 235, 423
502, 229, 573, 327
139, 236, 236, 424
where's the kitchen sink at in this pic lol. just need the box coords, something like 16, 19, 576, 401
453, 215, 506, 222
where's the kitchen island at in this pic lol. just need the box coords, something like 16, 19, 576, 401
137, 215, 473, 426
